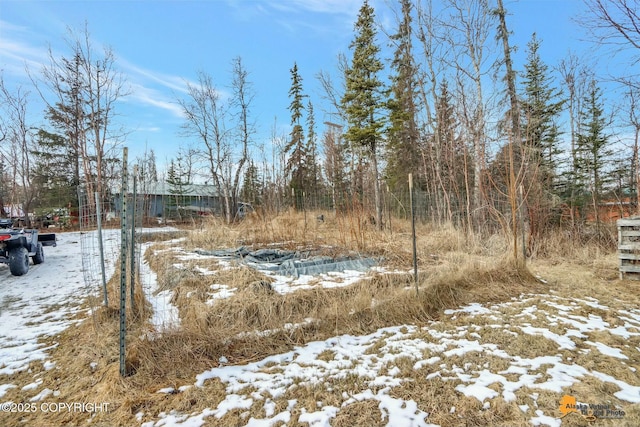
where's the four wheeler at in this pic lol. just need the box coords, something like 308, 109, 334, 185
0, 219, 57, 276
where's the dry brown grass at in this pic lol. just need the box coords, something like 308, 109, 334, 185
3, 211, 636, 427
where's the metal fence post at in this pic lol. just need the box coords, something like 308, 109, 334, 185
119, 148, 128, 377
130, 166, 138, 314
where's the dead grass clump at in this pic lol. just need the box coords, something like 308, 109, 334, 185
137, 230, 184, 243
0, 297, 159, 427
499, 331, 561, 359
531, 225, 617, 263
211, 265, 273, 292
422, 258, 540, 314
389, 377, 465, 426
417, 222, 468, 254
333, 399, 386, 427
185, 216, 241, 249
530, 256, 639, 308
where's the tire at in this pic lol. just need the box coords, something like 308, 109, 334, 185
9, 246, 29, 276
32, 242, 44, 265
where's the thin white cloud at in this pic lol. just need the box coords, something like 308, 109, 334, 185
118, 57, 193, 94
265, 0, 361, 16
225, 0, 363, 33
127, 82, 185, 118
117, 58, 235, 117
0, 36, 49, 77
0, 19, 187, 119
0, 20, 30, 33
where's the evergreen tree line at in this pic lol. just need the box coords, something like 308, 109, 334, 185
239, 0, 638, 255
0, 0, 638, 253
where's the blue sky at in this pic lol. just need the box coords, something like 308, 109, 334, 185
0, 0, 603, 169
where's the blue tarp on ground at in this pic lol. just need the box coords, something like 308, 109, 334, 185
195, 247, 378, 278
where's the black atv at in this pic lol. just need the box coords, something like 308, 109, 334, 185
0, 219, 57, 276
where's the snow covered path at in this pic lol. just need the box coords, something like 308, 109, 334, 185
0, 232, 98, 378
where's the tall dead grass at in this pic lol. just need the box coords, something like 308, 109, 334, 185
3, 210, 617, 427
529, 224, 617, 262
126, 211, 541, 387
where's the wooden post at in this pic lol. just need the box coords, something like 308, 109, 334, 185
618, 218, 640, 280
409, 174, 418, 295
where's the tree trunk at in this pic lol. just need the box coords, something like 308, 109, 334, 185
371, 143, 383, 230
497, 0, 528, 263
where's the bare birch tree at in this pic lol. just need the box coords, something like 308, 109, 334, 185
230, 57, 254, 219
582, 0, 640, 61
179, 71, 231, 221
0, 78, 36, 224
179, 58, 253, 223
443, 0, 495, 230
33, 23, 127, 209
626, 88, 640, 215
414, 0, 448, 223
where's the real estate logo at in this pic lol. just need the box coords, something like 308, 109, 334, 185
559, 395, 625, 421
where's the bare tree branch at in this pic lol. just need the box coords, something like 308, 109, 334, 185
582, 0, 640, 59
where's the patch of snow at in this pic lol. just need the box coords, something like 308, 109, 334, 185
530, 409, 561, 427
21, 379, 43, 391
141, 244, 180, 332
585, 341, 629, 359
29, 387, 52, 402
518, 325, 576, 350
0, 384, 16, 398
444, 303, 491, 315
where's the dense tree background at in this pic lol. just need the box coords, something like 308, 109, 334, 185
0, 0, 637, 255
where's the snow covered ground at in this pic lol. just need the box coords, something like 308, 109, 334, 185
0, 231, 101, 379
1, 231, 639, 427
139, 294, 640, 427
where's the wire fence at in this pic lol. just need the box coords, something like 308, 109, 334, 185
77, 187, 121, 307
76, 184, 476, 236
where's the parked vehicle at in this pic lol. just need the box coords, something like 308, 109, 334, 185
0, 220, 56, 276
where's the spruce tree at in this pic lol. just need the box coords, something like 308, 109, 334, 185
0, 158, 5, 217
30, 129, 77, 210
520, 33, 564, 190
575, 80, 613, 230
284, 62, 308, 208
240, 160, 261, 206
166, 158, 191, 219
385, 0, 420, 194
341, 0, 386, 228
43, 53, 84, 204
435, 80, 467, 220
